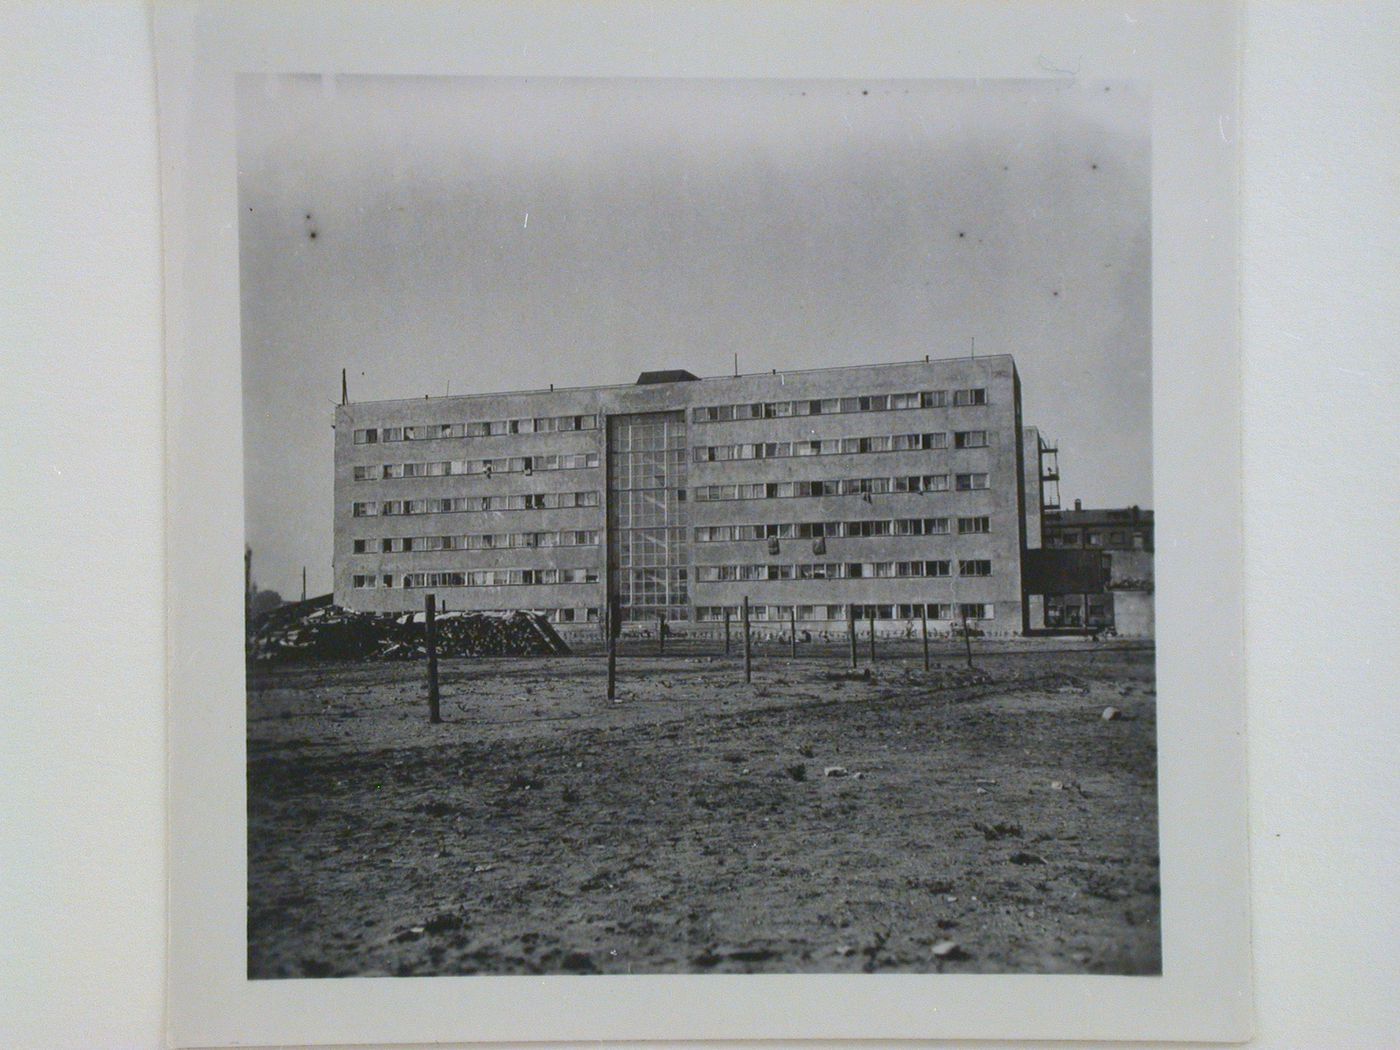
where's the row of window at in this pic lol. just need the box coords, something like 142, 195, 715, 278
1046, 529, 1152, 550
694, 602, 996, 622
693, 431, 988, 463
694, 475, 988, 501
692, 387, 987, 423
695, 559, 992, 581
694, 514, 989, 543
352, 451, 598, 482
351, 490, 600, 518
352, 530, 601, 554
352, 414, 599, 445
353, 567, 601, 589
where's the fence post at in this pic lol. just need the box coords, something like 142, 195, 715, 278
742, 596, 752, 683
607, 595, 618, 700
961, 605, 975, 669
723, 607, 731, 655
425, 593, 441, 724
922, 606, 930, 671
848, 604, 857, 669
868, 606, 877, 664
790, 607, 797, 659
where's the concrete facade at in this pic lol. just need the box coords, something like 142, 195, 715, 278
333, 355, 1043, 635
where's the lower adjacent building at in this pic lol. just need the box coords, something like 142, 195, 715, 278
333, 354, 1118, 637
1041, 503, 1155, 636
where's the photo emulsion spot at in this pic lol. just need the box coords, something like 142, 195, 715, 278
239, 75, 1158, 978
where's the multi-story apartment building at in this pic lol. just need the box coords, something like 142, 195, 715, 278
333, 355, 1051, 635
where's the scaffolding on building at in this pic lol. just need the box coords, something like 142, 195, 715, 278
1038, 435, 1061, 512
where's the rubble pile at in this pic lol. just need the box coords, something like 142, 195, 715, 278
376, 609, 570, 661
247, 602, 569, 663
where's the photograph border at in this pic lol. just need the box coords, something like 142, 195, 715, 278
159, 2, 1248, 1044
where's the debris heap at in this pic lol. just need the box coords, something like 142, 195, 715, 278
247, 602, 570, 663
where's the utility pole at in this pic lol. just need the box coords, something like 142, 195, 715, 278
790, 607, 797, 659
848, 605, 858, 669
868, 606, 877, 664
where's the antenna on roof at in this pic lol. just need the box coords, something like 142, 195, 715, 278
733, 352, 738, 377
341, 368, 347, 405
970, 336, 976, 359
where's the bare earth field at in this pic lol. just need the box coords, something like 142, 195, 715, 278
247, 639, 1158, 977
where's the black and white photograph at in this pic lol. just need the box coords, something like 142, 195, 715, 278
239, 74, 1159, 979
29, 1, 1400, 1048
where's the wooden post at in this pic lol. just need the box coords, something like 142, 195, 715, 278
742, 596, 752, 683
921, 606, 930, 671
723, 607, 731, 655
607, 596, 618, 700
790, 607, 797, 659
848, 605, 857, 669
425, 593, 441, 724
868, 606, 877, 664
960, 604, 975, 669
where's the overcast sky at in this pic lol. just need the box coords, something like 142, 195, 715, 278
239, 75, 1150, 599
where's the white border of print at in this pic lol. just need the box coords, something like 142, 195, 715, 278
159, 2, 1248, 1045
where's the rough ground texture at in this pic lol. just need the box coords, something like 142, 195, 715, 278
247, 640, 1158, 977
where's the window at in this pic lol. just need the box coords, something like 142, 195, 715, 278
959, 559, 993, 577
353, 428, 378, 444
954, 430, 988, 449
953, 388, 987, 407
959, 602, 995, 620
352, 501, 377, 517
958, 515, 991, 534
955, 472, 990, 491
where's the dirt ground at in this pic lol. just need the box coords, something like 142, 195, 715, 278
247, 638, 1159, 977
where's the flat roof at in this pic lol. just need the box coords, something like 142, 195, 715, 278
341, 353, 1017, 408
